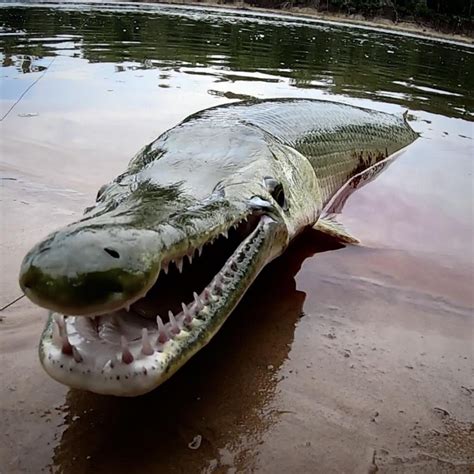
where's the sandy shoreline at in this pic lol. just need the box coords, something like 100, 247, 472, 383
136, 0, 474, 45
2, 167, 473, 472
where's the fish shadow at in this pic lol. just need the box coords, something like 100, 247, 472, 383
52, 229, 343, 473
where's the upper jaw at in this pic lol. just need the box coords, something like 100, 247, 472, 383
20, 200, 258, 317
39, 212, 285, 396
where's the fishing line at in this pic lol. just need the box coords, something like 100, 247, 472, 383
0, 294, 25, 312
0, 56, 56, 122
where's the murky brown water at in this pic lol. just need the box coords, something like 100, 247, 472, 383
1, 3, 473, 473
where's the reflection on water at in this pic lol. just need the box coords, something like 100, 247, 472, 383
52, 232, 341, 473
0, 3, 473, 119
0, 3, 473, 473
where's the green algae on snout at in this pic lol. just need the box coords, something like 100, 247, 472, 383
22, 266, 155, 314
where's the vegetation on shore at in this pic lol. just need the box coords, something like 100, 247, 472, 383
221, 0, 473, 35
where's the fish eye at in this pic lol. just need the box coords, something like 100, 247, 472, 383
272, 183, 286, 209
264, 177, 287, 210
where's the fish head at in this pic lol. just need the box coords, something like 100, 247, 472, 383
19, 122, 320, 396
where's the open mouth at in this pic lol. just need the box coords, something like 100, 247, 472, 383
43, 211, 268, 393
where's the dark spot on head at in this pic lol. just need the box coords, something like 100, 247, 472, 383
96, 184, 108, 201
212, 181, 226, 198
104, 248, 120, 259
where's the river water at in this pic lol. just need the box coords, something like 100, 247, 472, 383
0, 3, 473, 473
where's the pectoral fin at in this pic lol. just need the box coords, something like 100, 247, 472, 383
313, 215, 360, 245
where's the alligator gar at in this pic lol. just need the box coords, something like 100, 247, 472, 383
19, 99, 418, 396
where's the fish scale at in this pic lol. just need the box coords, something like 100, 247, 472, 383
186, 99, 418, 204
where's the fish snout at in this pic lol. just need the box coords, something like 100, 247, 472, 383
19, 229, 160, 315
20, 261, 149, 316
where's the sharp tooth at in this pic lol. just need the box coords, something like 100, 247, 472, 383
162, 262, 169, 275
168, 310, 180, 334
186, 253, 193, 265
181, 302, 192, 324
176, 258, 183, 273
193, 292, 204, 311
54, 313, 65, 330
221, 229, 228, 239
205, 288, 218, 302
121, 336, 134, 364
141, 328, 154, 356
156, 314, 164, 330
156, 315, 169, 344
202, 289, 210, 304
72, 345, 83, 363
52, 316, 62, 345
56, 316, 73, 355
197, 246, 203, 257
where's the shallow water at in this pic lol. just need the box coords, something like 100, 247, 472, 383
0, 3, 473, 473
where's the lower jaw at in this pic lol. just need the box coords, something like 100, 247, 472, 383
39, 215, 279, 396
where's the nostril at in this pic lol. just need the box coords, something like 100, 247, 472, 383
21, 271, 35, 290
104, 248, 120, 259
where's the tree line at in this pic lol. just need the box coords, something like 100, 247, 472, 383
240, 0, 473, 34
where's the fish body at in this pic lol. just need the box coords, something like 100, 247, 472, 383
19, 99, 418, 396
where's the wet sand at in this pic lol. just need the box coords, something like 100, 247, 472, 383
1, 118, 473, 474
